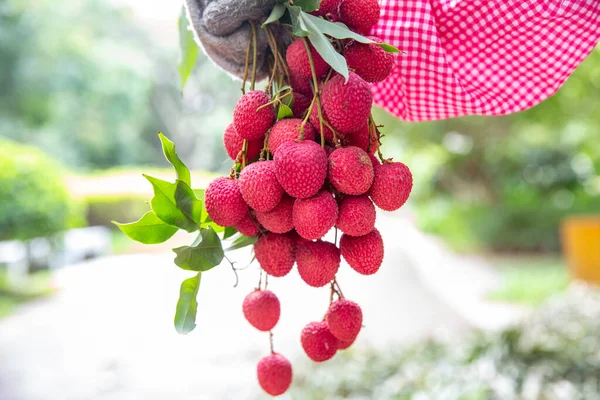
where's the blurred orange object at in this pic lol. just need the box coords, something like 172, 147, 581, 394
561, 216, 600, 284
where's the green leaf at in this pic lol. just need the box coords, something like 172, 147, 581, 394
278, 103, 294, 120
293, 0, 322, 13
299, 13, 349, 80
227, 234, 258, 251
262, 4, 286, 27
378, 43, 402, 53
288, 6, 310, 37
223, 226, 237, 240
178, 7, 199, 90
145, 176, 202, 232
113, 211, 178, 244
174, 273, 201, 335
173, 227, 225, 271
158, 132, 191, 186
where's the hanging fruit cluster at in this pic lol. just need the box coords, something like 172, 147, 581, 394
116, 0, 412, 397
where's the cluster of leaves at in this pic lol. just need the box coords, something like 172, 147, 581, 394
113, 133, 256, 334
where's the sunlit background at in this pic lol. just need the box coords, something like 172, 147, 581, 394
1, 0, 599, 399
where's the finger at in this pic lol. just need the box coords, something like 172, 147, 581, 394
203, 0, 275, 36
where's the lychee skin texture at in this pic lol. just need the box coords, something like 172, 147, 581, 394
205, 177, 248, 227
243, 290, 280, 332
345, 38, 394, 83
340, 229, 384, 275
292, 92, 311, 118
223, 123, 263, 161
311, 0, 341, 17
233, 212, 260, 237
268, 118, 316, 155
296, 241, 340, 287
336, 196, 376, 237
369, 162, 413, 211
254, 233, 296, 277
239, 161, 284, 212
290, 72, 313, 96
339, 0, 380, 35
274, 140, 328, 199
255, 196, 294, 234
286, 39, 330, 79
257, 353, 293, 397
293, 191, 338, 240
322, 72, 373, 134
301, 321, 338, 362
337, 338, 355, 350
326, 299, 363, 342
233, 90, 275, 140
328, 146, 374, 195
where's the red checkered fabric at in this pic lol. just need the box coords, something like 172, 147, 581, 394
371, 0, 600, 121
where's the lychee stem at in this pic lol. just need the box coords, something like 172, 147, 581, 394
269, 331, 275, 354
241, 139, 249, 169
241, 26, 252, 94
302, 37, 328, 148
224, 255, 239, 288
265, 26, 289, 82
250, 22, 258, 91
368, 114, 385, 162
299, 94, 317, 140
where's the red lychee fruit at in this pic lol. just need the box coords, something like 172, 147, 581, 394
368, 153, 379, 167
300, 321, 338, 362
254, 232, 296, 277
233, 212, 260, 237
337, 338, 355, 350
369, 162, 413, 211
311, 0, 341, 17
336, 196, 376, 237
326, 299, 363, 342
268, 118, 316, 155
338, 0, 380, 35
340, 229, 384, 275
223, 123, 263, 161
205, 177, 248, 227
309, 104, 335, 143
274, 140, 328, 199
286, 38, 330, 79
345, 38, 394, 83
233, 90, 275, 140
296, 241, 340, 287
257, 353, 293, 396
328, 146, 374, 195
292, 92, 311, 118
322, 72, 373, 134
290, 72, 313, 96
243, 289, 280, 331
293, 190, 338, 240
239, 161, 284, 212
255, 196, 294, 234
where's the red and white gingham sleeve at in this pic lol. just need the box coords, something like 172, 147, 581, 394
371, 0, 600, 122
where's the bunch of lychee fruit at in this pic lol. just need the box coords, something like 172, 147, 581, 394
204, 0, 412, 396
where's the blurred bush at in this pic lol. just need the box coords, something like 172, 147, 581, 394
0, 138, 84, 241
84, 194, 148, 228
292, 285, 600, 400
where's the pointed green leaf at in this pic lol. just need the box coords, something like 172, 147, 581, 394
145, 176, 202, 232
178, 7, 199, 90
223, 227, 238, 240
301, 15, 349, 80
278, 103, 294, 120
173, 227, 225, 271
262, 4, 286, 27
226, 234, 258, 251
174, 273, 201, 335
113, 211, 178, 244
288, 6, 310, 37
378, 43, 401, 53
158, 132, 191, 186
293, 0, 322, 13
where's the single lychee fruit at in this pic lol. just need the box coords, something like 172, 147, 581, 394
290, 72, 313, 96
233, 90, 275, 140
205, 177, 248, 227
257, 353, 293, 396
368, 153, 379, 167
336, 196, 376, 237
274, 140, 328, 199
293, 190, 338, 240
311, 0, 341, 17
243, 289, 280, 331
239, 161, 284, 212
254, 232, 296, 277
369, 162, 413, 211
309, 104, 335, 143
338, 0, 380, 35
300, 321, 338, 362
223, 123, 263, 161
343, 123, 378, 154
255, 196, 294, 234
326, 299, 363, 342
345, 38, 394, 83
337, 338, 355, 350
328, 146, 374, 195
296, 241, 340, 287
268, 118, 316, 155
322, 72, 373, 134
340, 229, 384, 275
292, 92, 311, 118
286, 38, 330, 79
233, 211, 260, 237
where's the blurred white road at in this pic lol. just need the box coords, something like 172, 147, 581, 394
0, 215, 468, 400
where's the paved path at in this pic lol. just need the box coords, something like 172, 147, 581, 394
0, 215, 468, 400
